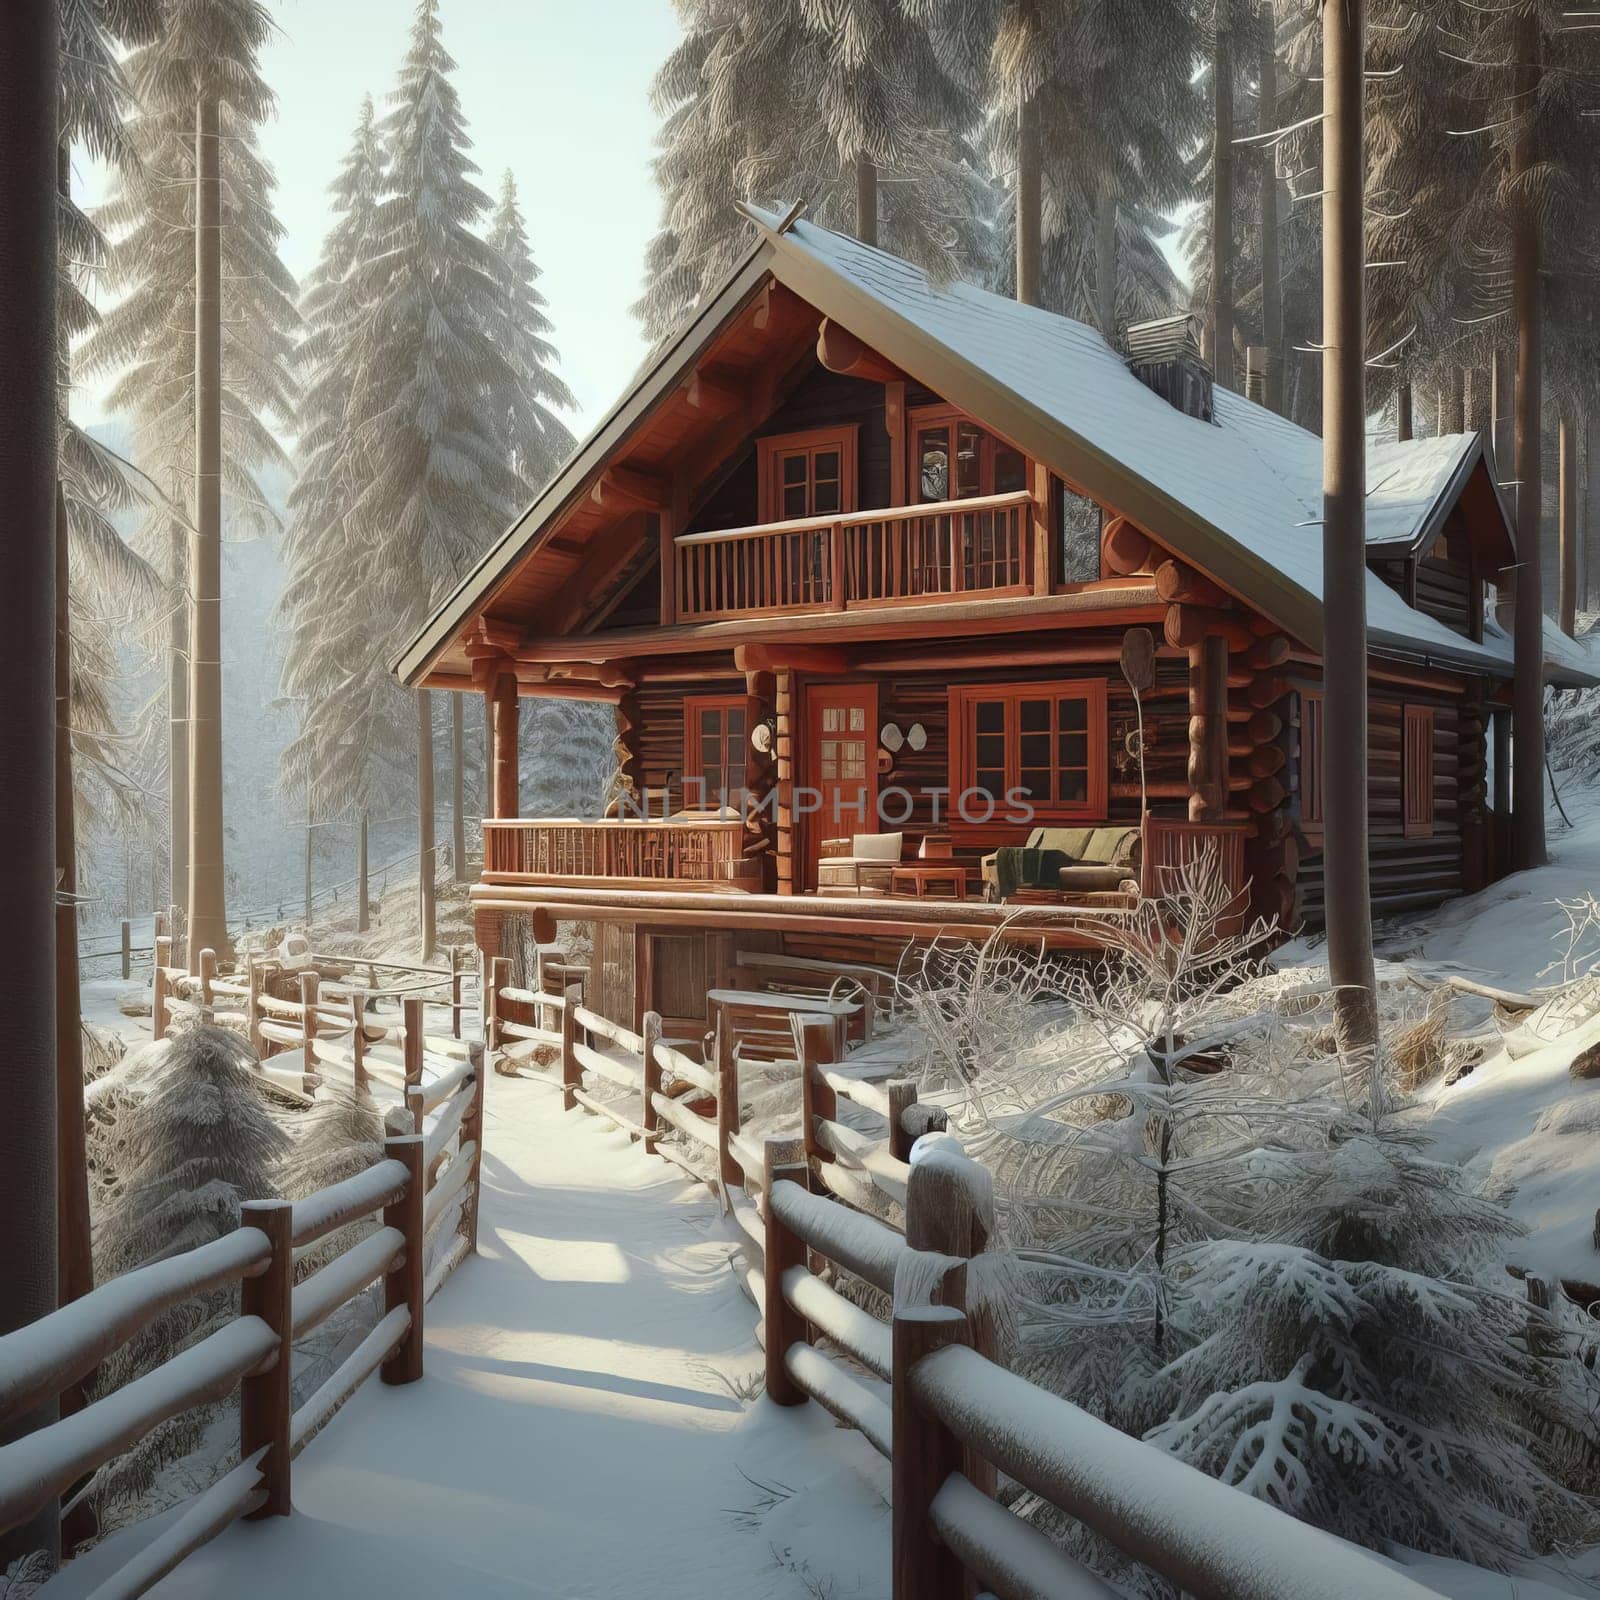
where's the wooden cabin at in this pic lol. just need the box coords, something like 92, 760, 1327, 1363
393, 204, 1596, 1031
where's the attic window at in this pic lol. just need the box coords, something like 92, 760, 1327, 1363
759, 426, 858, 523
1057, 484, 1103, 583
909, 406, 1027, 503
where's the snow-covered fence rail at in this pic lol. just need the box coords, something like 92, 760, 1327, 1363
754, 1139, 1440, 1600
484, 953, 586, 1063
0, 1109, 484, 1595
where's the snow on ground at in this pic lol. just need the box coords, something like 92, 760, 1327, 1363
59, 1070, 890, 1600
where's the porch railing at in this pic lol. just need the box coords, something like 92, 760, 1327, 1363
673, 490, 1034, 622
482, 818, 749, 888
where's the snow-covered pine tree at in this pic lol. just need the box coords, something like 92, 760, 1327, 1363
90, 1023, 288, 1505
277, 96, 411, 926
635, 0, 992, 343
79, 0, 299, 914
277, 1080, 383, 1272
977, 0, 1199, 328
342, 0, 529, 955
485, 171, 577, 498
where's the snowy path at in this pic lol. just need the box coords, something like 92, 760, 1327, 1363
120, 1072, 891, 1599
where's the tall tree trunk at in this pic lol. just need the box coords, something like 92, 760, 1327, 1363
1492, 345, 1515, 480
451, 692, 467, 882
356, 809, 369, 934
0, 0, 61, 1566
186, 94, 228, 966
1259, 24, 1285, 414
1559, 413, 1577, 636
417, 687, 436, 961
304, 798, 313, 927
1322, 0, 1379, 1063
167, 515, 188, 927
1093, 188, 1117, 339
854, 153, 877, 247
1395, 381, 1413, 442
1442, 367, 1466, 434
1587, 409, 1600, 609
1210, 0, 1236, 391
1510, 8, 1546, 871
1016, 89, 1041, 307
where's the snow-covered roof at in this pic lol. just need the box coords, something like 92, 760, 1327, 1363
752, 207, 1596, 687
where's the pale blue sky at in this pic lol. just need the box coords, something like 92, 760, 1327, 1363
79, 0, 684, 433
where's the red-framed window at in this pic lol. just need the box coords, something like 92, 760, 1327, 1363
1300, 690, 1325, 833
948, 680, 1108, 820
909, 405, 1028, 504
1404, 704, 1435, 838
757, 426, 858, 523
683, 695, 746, 805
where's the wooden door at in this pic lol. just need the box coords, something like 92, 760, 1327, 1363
803, 683, 878, 885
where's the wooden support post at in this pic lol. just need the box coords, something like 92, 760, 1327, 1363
299, 972, 320, 1094
560, 982, 581, 1112
763, 1136, 810, 1406
461, 1041, 486, 1253
886, 1079, 917, 1164
1187, 635, 1229, 821
152, 935, 172, 1039
715, 1011, 742, 1191
381, 1134, 426, 1385
798, 1015, 838, 1183
490, 670, 519, 821
167, 902, 182, 970
238, 1199, 292, 1518
641, 1009, 662, 1155
449, 944, 462, 1039
197, 946, 216, 1015
1029, 460, 1052, 593
120, 917, 131, 980
402, 994, 424, 1101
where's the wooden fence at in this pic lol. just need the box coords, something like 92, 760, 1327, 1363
0, 1044, 482, 1597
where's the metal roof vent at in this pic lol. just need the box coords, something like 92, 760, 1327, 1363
1123, 313, 1214, 424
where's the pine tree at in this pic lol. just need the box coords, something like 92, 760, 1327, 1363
973, 0, 1199, 324
79, 0, 299, 934
277, 96, 410, 926
636, 0, 991, 343
344, 0, 527, 956
485, 171, 577, 497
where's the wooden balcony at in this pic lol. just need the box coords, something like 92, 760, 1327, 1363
482, 817, 751, 891
673, 490, 1035, 622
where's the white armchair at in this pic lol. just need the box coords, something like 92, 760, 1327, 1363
817, 831, 904, 894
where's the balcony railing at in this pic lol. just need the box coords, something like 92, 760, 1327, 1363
482, 818, 750, 890
673, 490, 1035, 622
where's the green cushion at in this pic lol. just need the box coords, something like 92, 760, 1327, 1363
1032, 826, 1096, 858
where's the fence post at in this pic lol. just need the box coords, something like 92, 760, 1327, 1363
762, 1136, 810, 1405
798, 1015, 837, 1185
348, 987, 368, 1094
886, 1079, 917, 1164
402, 994, 424, 1099
245, 953, 263, 1056
461, 1040, 486, 1252
893, 1151, 991, 1600
487, 955, 511, 1057
198, 946, 216, 1016
382, 1134, 426, 1385
449, 945, 463, 1039
560, 983, 582, 1112
715, 1010, 742, 1192
239, 1199, 293, 1518
640, 1010, 662, 1156
120, 917, 131, 981
152, 935, 172, 1039
299, 972, 320, 1094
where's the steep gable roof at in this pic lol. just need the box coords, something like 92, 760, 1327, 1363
392, 207, 1595, 689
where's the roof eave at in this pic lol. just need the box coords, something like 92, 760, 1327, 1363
390, 237, 778, 687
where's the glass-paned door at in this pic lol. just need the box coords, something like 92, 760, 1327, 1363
803, 684, 879, 884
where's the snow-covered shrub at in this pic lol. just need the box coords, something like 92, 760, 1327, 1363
89, 1024, 289, 1510
277, 1079, 384, 1273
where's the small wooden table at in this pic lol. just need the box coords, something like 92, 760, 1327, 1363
889, 865, 967, 901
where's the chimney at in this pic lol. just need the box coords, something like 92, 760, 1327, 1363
1124, 314, 1214, 423
1245, 346, 1268, 407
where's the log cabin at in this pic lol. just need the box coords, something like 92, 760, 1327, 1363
392, 203, 1596, 1032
